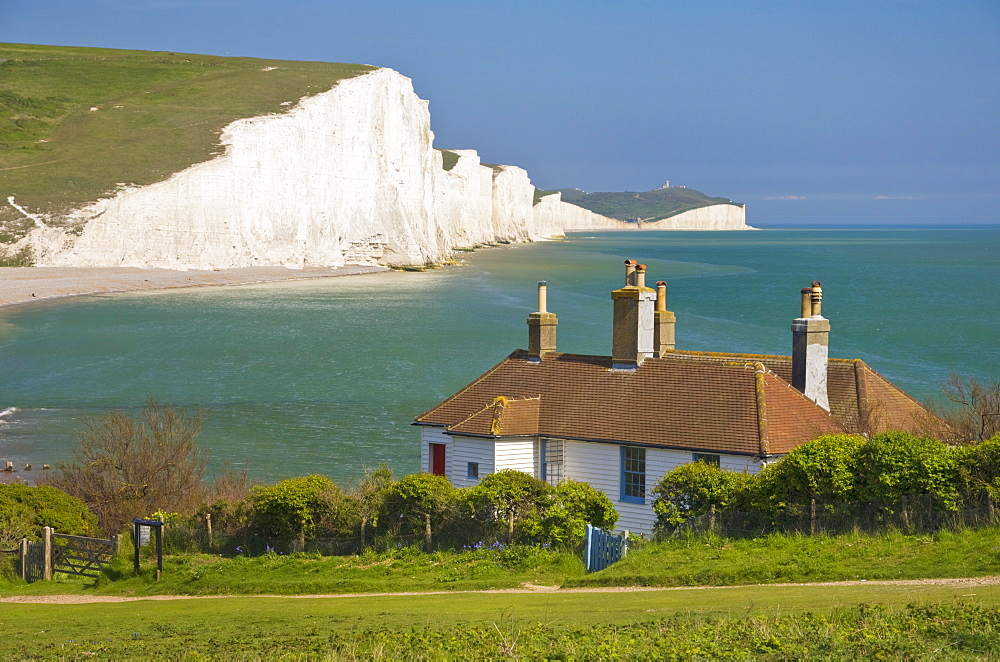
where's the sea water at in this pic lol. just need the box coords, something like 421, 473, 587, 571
0, 227, 997, 484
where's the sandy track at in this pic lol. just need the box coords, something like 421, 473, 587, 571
0, 265, 389, 308
3, 576, 999, 604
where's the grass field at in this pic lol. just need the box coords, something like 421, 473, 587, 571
2, 586, 999, 658
0, 43, 372, 227
570, 528, 1000, 588
4, 529, 1000, 656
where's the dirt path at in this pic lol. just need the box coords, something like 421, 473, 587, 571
4, 576, 999, 604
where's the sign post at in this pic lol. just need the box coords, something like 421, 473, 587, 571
132, 518, 164, 579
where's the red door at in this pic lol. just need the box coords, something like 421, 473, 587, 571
430, 443, 446, 476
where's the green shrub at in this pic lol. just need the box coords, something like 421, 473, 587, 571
753, 434, 866, 510
855, 432, 959, 510
651, 461, 754, 532
249, 474, 342, 539
467, 470, 551, 543
522, 480, 618, 546
0, 484, 98, 544
383, 473, 456, 549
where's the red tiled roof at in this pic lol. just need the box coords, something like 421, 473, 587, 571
659, 350, 936, 436
416, 350, 848, 457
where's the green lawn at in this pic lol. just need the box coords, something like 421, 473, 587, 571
2, 586, 999, 658
572, 528, 1000, 588
0, 43, 372, 227
4, 530, 1000, 656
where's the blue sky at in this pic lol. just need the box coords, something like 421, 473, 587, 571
6, 0, 999, 225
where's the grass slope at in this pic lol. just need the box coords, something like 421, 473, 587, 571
572, 528, 1000, 588
0, 43, 373, 229
548, 185, 740, 222
1, 590, 998, 658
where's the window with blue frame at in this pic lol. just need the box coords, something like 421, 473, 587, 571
540, 438, 564, 486
620, 446, 646, 503
467, 462, 479, 479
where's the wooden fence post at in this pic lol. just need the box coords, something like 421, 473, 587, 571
810, 498, 817, 535
42, 526, 52, 580
709, 504, 717, 533
206, 513, 213, 549
19, 538, 27, 581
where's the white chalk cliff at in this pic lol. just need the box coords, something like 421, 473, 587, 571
27, 68, 748, 269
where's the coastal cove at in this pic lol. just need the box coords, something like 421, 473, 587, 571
0, 227, 997, 484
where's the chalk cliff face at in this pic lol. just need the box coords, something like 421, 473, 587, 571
641, 203, 747, 230
28, 68, 747, 269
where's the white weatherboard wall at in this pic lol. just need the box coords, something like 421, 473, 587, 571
28, 68, 628, 269
447, 435, 496, 489
562, 440, 765, 535
422, 428, 768, 535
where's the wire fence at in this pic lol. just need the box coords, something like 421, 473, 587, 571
674, 493, 1000, 539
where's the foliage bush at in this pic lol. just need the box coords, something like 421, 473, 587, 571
466, 469, 551, 543
249, 474, 342, 539
654, 431, 1000, 533
383, 473, 456, 549
0, 484, 99, 545
652, 461, 754, 532
523, 480, 618, 546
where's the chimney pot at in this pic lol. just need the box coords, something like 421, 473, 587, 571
810, 281, 823, 317
636, 264, 647, 288
527, 281, 557, 358
800, 288, 811, 318
624, 259, 637, 286
655, 281, 667, 311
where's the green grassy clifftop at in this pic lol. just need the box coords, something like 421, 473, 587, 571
0, 43, 373, 229
547, 185, 741, 222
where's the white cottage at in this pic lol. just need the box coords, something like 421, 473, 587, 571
415, 260, 936, 535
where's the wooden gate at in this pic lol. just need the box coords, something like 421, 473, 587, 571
20, 528, 118, 582
52, 533, 118, 578
584, 523, 628, 572
20, 540, 45, 582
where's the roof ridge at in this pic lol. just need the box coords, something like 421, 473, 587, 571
753, 362, 770, 456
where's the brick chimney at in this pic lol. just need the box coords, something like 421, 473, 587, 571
791, 281, 830, 411
653, 281, 676, 356
527, 281, 557, 358
612, 260, 656, 370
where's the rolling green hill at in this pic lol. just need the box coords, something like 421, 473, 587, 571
546, 185, 741, 222
0, 43, 373, 230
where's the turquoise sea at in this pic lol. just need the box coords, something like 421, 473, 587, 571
0, 227, 997, 483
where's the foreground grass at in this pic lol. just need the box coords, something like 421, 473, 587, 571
2, 589, 1000, 658
1, 545, 585, 598
0, 43, 373, 225
573, 527, 1000, 588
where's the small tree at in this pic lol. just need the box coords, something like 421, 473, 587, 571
344, 463, 396, 546
931, 374, 1000, 442
44, 398, 206, 533
249, 474, 342, 542
523, 480, 618, 545
468, 470, 552, 543
651, 461, 753, 532
384, 473, 456, 550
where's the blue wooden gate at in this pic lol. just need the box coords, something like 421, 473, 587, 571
584, 524, 628, 572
